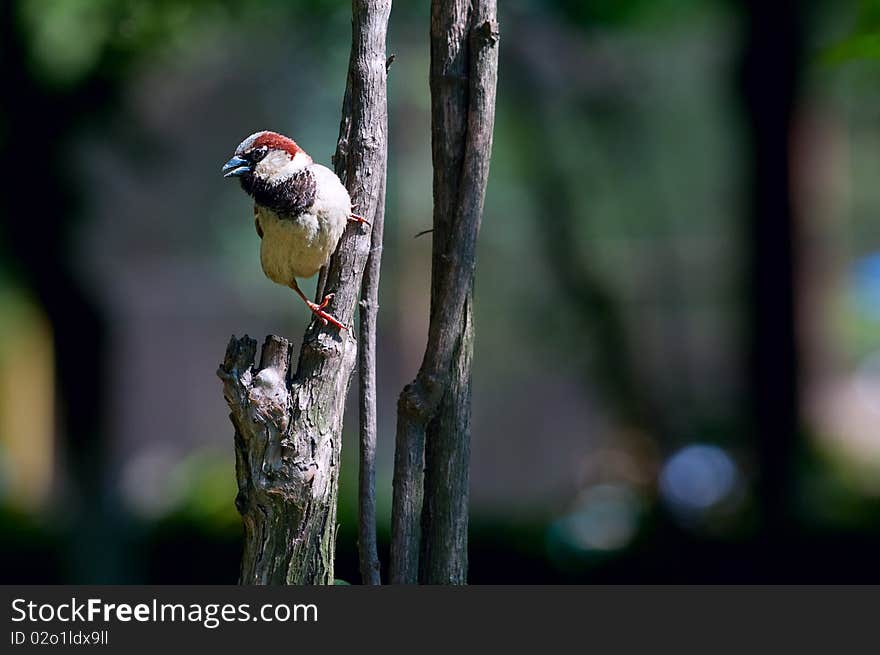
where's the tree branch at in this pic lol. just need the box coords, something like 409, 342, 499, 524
218, 0, 390, 585
357, 159, 387, 586
390, 0, 498, 584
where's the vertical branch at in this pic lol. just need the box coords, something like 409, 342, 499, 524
343, 0, 391, 588
390, 0, 499, 584
218, 0, 390, 585
357, 147, 387, 587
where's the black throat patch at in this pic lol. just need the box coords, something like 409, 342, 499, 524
240, 168, 317, 217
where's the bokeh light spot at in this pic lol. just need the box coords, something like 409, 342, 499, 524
659, 444, 740, 516
551, 483, 642, 554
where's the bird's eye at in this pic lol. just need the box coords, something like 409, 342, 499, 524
251, 147, 268, 162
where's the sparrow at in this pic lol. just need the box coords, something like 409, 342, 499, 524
222, 130, 367, 330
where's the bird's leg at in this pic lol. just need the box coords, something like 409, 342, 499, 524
289, 279, 347, 331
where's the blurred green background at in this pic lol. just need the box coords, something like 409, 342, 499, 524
3, 0, 880, 583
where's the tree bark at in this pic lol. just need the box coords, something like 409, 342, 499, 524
357, 157, 386, 586
390, 0, 499, 584
217, 0, 390, 585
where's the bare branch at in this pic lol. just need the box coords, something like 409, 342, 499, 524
390, 0, 498, 585
357, 149, 388, 587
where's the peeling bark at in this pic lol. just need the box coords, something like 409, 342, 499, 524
218, 0, 390, 585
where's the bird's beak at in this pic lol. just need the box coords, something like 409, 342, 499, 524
222, 155, 251, 178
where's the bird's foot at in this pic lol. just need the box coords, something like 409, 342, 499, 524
307, 294, 347, 331
349, 212, 370, 226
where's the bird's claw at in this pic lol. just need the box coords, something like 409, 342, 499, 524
349, 212, 370, 226
307, 294, 347, 331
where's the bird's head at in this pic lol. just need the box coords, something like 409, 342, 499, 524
221, 131, 313, 189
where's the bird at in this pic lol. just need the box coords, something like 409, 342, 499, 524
221, 130, 368, 330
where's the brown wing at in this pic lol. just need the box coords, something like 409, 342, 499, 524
254, 206, 263, 239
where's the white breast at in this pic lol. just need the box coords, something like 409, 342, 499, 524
256, 164, 350, 285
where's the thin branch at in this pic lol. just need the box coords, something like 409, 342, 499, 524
357, 159, 387, 587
